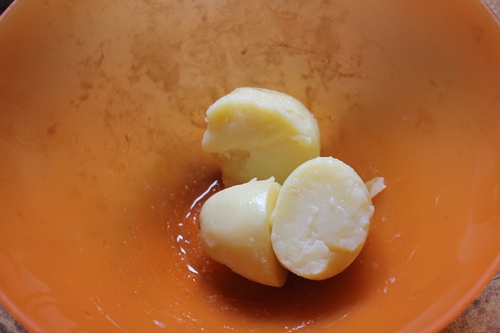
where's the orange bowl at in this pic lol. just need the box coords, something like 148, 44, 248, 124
1, 0, 499, 332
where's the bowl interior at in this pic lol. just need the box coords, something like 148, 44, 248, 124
0, 0, 500, 332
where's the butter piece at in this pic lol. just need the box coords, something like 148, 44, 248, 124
271, 157, 374, 280
202, 87, 320, 186
199, 178, 287, 287
365, 177, 386, 199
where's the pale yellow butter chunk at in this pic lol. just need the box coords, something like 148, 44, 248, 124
199, 178, 288, 287
271, 157, 374, 280
202, 87, 320, 186
365, 177, 386, 199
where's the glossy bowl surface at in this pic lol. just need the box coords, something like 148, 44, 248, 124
0, 0, 499, 332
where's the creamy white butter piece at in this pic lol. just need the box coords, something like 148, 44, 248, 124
202, 87, 320, 187
271, 157, 374, 280
365, 177, 386, 199
199, 178, 287, 287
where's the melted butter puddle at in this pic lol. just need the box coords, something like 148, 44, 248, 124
185, 180, 220, 220
175, 179, 223, 280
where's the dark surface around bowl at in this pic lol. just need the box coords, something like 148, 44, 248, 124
0, 1, 11, 15
0, 0, 499, 332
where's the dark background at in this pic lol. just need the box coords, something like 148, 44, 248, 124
1, 0, 13, 14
